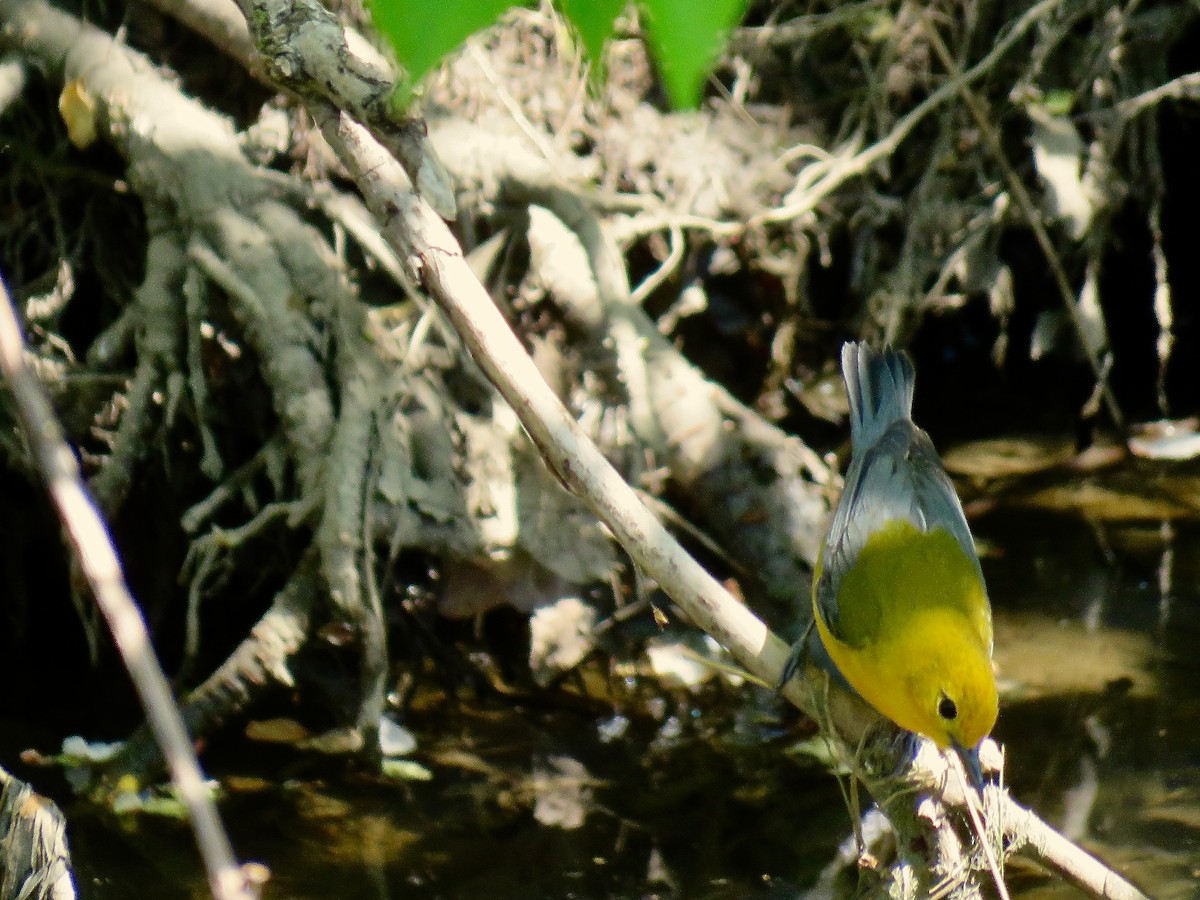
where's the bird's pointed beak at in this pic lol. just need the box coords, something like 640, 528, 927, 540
952, 740, 986, 790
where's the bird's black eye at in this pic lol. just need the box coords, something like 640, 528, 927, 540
938, 695, 958, 721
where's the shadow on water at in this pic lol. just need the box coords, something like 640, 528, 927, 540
980, 506, 1200, 899
62, 693, 850, 898
13, 464, 1200, 899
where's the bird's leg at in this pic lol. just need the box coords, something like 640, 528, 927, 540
776, 619, 815, 690
778, 620, 861, 698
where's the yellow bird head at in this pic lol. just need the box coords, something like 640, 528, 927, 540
897, 615, 999, 755
900, 616, 998, 787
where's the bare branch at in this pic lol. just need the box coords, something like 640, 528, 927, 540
0, 272, 257, 900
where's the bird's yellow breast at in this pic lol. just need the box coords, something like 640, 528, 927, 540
813, 520, 996, 749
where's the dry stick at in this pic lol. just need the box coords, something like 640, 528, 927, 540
1006, 803, 1147, 900
1114, 71, 1200, 118
729, 0, 890, 51
0, 274, 257, 900
921, 14, 1125, 430
312, 104, 1149, 900
314, 100, 796, 697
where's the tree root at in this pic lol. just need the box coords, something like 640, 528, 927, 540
96, 549, 319, 792
0, 0, 619, 762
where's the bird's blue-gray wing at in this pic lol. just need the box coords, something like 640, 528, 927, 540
816, 420, 981, 646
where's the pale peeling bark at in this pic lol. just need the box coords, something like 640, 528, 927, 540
226, 0, 456, 217
0, 766, 76, 900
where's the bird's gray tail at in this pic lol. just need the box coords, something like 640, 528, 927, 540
842, 341, 915, 450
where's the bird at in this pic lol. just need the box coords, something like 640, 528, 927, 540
785, 341, 998, 786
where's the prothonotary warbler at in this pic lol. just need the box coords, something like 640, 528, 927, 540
787, 341, 998, 785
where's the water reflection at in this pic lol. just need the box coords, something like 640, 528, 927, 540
983, 509, 1200, 900
41, 495, 1200, 898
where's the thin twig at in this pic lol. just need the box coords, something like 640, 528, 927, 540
749, 0, 1066, 229
729, 0, 890, 51
629, 218, 684, 305
0, 274, 257, 900
1004, 802, 1147, 900
1113, 71, 1200, 118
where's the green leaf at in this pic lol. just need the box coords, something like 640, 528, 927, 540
558, 0, 626, 64
382, 758, 435, 781
1042, 89, 1076, 117
367, 0, 519, 83
640, 0, 749, 108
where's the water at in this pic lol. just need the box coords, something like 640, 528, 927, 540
21, 480, 1200, 898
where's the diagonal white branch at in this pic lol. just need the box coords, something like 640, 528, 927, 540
0, 274, 257, 900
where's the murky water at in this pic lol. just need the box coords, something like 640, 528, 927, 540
982, 509, 1200, 900
23, 469, 1200, 898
